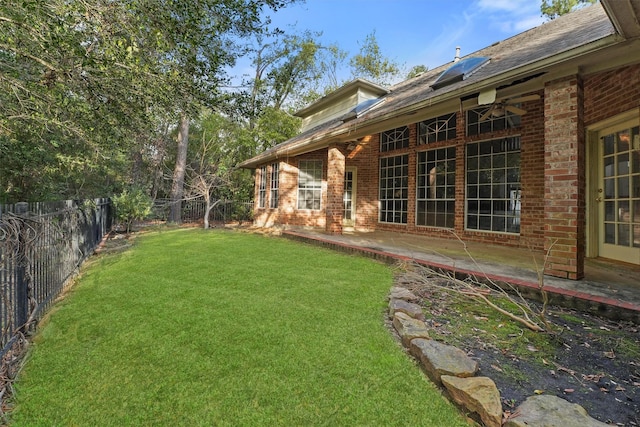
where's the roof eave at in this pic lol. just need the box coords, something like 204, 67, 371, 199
238, 33, 623, 170
601, 0, 640, 39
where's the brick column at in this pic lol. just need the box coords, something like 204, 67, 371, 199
543, 76, 585, 279
326, 144, 345, 234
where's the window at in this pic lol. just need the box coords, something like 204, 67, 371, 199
297, 160, 322, 210
417, 147, 456, 228
418, 113, 456, 144
269, 162, 279, 209
380, 126, 409, 152
466, 137, 521, 233
258, 165, 267, 208
379, 155, 408, 224
466, 106, 521, 136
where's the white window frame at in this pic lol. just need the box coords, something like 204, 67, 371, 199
379, 154, 408, 224
418, 113, 456, 144
297, 160, 323, 210
269, 162, 279, 209
380, 126, 410, 152
465, 136, 521, 234
258, 165, 267, 208
416, 146, 456, 228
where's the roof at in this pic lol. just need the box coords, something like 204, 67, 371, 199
238, 2, 638, 169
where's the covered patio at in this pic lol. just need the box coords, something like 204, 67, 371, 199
280, 228, 640, 322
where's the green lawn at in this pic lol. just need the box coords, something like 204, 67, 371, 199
11, 228, 466, 426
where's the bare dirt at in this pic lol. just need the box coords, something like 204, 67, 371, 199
396, 274, 640, 426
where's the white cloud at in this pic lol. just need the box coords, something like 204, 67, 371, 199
470, 0, 545, 36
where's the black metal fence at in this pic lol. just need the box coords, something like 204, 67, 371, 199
0, 198, 112, 357
151, 198, 254, 224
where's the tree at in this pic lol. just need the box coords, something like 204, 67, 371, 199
184, 118, 230, 230
241, 31, 342, 122
148, 0, 301, 224
0, 1, 164, 201
406, 65, 429, 79
112, 188, 153, 234
184, 112, 270, 228
540, 0, 597, 20
349, 31, 402, 86
0, 0, 299, 205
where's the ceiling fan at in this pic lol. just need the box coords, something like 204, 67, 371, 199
478, 93, 540, 121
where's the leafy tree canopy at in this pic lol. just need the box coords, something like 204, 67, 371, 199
540, 0, 597, 20
349, 31, 402, 86
0, 0, 296, 203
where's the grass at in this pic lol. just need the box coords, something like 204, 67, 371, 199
10, 228, 467, 426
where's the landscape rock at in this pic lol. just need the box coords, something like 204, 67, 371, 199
388, 298, 425, 320
410, 338, 478, 382
441, 375, 502, 427
504, 395, 609, 427
389, 286, 418, 301
392, 312, 430, 346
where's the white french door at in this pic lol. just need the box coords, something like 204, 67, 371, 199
343, 167, 357, 227
597, 120, 640, 264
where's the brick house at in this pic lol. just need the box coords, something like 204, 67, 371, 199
239, 1, 640, 280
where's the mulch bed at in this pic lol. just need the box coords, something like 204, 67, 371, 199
396, 273, 640, 426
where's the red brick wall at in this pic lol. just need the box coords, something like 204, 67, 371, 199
584, 64, 640, 125
253, 150, 329, 229
543, 76, 585, 279
326, 145, 345, 233
346, 135, 379, 231
520, 91, 547, 250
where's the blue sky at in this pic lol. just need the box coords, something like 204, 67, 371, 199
240, 0, 548, 84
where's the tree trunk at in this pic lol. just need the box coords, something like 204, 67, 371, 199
168, 113, 189, 223
203, 199, 221, 230
204, 197, 210, 230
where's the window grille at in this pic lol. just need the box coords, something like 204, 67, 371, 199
297, 160, 322, 210
380, 126, 410, 152
258, 165, 267, 208
379, 154, 408, 224
418, 113, 456, 144
269, 162, 279, 209
466, 107, 521, 136
466, 137, 521, 233
417, 146, 456, 228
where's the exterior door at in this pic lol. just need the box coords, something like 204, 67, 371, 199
343, 167, 357, 227
598, 121, 640, 264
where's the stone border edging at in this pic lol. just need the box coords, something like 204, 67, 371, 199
388, 286, 609, 427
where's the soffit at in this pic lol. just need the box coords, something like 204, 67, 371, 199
601, 0, 640, 39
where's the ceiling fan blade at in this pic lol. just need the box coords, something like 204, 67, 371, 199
506, 105, 527, 115
507, 94, 540, 104
479, 107, 494, 121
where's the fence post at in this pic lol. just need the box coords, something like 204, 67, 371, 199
15, 202, 29, 330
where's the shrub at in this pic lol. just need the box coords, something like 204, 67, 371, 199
112, 189, 152, 233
